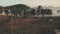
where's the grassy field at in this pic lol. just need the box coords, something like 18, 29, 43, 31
0, 15, 60, 34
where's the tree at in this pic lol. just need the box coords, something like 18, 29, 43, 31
4, 4, 30, 17
57, 10, 60, 13
41, 9, 52, 17
12, 4, 30, 17
30, 9, 36, 16
0, 6, 3, 14
4, 9, 9, 16
4, 6, 12, 16
15, 4, 30, 17
11, 10, 17, 17
14, 4, 30, 10
38, 5, 41, 9
36, 5, 42, 16
41, 9, 45, 16
47, 9, 52, 15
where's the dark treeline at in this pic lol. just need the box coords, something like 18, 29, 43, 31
0, 4, 52, 17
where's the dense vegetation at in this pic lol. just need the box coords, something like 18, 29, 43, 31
0, 4, 52, 17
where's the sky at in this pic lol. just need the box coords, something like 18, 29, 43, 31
0, 0, 60, 7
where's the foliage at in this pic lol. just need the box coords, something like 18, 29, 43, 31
0, 6, 3, 14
